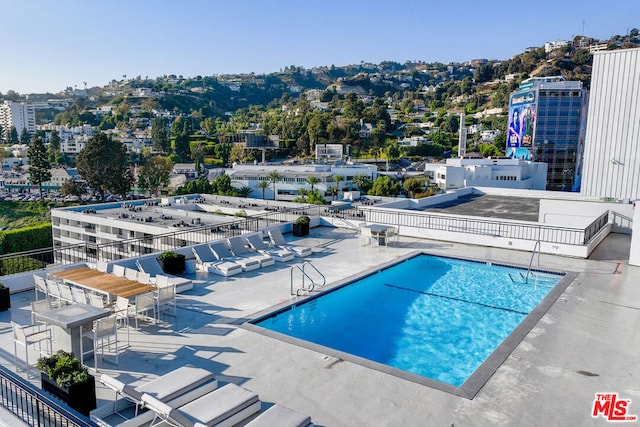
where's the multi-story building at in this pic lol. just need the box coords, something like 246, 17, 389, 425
506, 76, 588, 191
581, 47, 640, 201
425, 156, 548, 191
0, 101, 36, 139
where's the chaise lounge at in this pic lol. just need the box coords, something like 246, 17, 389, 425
227, 236, 275, 268
192, 244, 243, 276
142, 383, 261, 427
268, 229, 313, 257
209, 241, 261, 272
243, 233, 295, 263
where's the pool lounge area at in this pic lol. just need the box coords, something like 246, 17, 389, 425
0, 226, 638, 426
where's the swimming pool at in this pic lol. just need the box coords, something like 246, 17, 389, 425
248, 252, 572, 398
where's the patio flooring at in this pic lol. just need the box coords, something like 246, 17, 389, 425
0, 227, 638, 426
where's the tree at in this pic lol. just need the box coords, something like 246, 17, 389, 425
306, 176, 320, 192
9, 126, 19, 145
268, 171, 281, 200
191, 143, 205, 171
201, 117, 216, 138
403, 177, 422, 198
20, 128, 30, 145
76, 133, 132, 200
257, 180, 270, 199
137, 155, 173, 196
352, 173, 373, 194
326, 185, 339, 200
47, 130, 62, 164
174, 128, 191, 160
214, 143, 232, 167
61, 180, 86, 198
332, 174, 345, 190
27, 135, 51, 199
151, 117, 170, 153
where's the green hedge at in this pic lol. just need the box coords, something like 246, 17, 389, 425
0, 223, 52, 255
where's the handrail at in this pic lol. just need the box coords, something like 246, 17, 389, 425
290, 265, 316, 296
302, 261, 326, 288
290, 262, 326, 296
0, 364, 96, 426
525, 240, 541, 284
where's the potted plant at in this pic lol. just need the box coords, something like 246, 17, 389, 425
37, 351, 96, 415
0, 282, 10, 311
157, 250, 186, 275
292, 215, 310, 237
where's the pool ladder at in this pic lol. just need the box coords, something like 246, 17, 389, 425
290, 262, 326, 296
510, 240, 542, 284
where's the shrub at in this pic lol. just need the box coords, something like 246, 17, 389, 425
37, 351, 89, 387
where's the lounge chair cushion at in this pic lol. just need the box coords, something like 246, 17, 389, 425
136, 367, 215, 403
246, 404, 311, 427
167, 384, 259, 427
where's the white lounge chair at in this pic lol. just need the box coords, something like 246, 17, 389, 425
94, 367, 217, 424
268, 229, 312, 257
228, 236, 275, 268
192, 244, 243, 276
142, 383, 260, 427
209, 241, 260, 272
245, 404, 312, 427
243, 234, 294, 262
136, 257, 193, 293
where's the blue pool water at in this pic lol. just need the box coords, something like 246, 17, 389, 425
254, 254, 563, 387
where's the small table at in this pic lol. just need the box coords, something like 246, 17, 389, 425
362, 224, 394, 246
34, 304, 111, 357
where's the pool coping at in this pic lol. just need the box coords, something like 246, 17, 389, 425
241, 250, 577, 400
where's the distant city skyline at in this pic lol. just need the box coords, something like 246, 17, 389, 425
2, 0, 639, 94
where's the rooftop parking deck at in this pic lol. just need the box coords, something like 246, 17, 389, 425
0, 228, 637, 426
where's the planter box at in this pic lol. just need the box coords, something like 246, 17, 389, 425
0, 287, 10, 311
157, 254, 186, 275
41, 372, 96, 416
292, 222, 309, 237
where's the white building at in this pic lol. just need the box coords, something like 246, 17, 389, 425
544, 40, 570, 53
0, 101, 36, 139
228, 163, 377, 201
315, 144, 343, 162
424, 157, 548, 191
581, 47, 640, 201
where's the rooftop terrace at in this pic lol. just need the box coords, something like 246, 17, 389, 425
0, 227, 637, 426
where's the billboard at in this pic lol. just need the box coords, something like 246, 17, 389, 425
506, 90, 537, 160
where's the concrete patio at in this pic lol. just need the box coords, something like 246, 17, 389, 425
0, 227, 637, 426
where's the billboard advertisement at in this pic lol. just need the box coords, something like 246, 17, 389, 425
506, 90, 537, 160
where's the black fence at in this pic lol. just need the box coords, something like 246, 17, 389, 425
0, 364, 96, 426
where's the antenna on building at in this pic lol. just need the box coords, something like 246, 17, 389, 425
458, 113, 467, 158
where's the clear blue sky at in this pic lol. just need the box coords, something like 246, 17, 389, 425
2, 0, 638, 94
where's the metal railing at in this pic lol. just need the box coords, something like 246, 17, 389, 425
0, 204, 612, 279
0, 365, 96, 426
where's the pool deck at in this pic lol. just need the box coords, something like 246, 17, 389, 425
0, 227, 638, 426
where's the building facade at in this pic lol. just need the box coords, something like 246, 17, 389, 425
0, 101, 36, 140
506, 76, 588, 191
424, 157, 548, 191
581, 48, 640, 201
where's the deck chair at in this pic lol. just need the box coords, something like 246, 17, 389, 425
245, 404, 312, 427
33, 274, 48, 301
244, 234, 294, 262
99, 367, 217, 418
209, 241, 260, 272
191, 244, 243, 276
141, 383, 260, 427
228, 236, 275, 268
112, 265, 126, 278
135, 257, 193, 293
268, 229, 312, 257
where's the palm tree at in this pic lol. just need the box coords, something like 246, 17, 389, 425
257, 180, 270, 200
332, 174, 345, 191
306, 176, 320, 192
326, 186, 339, 201
267, 171, 281, 200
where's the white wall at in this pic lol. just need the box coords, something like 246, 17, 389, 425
539, 199, 634, 232
582, 48, 640, 200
